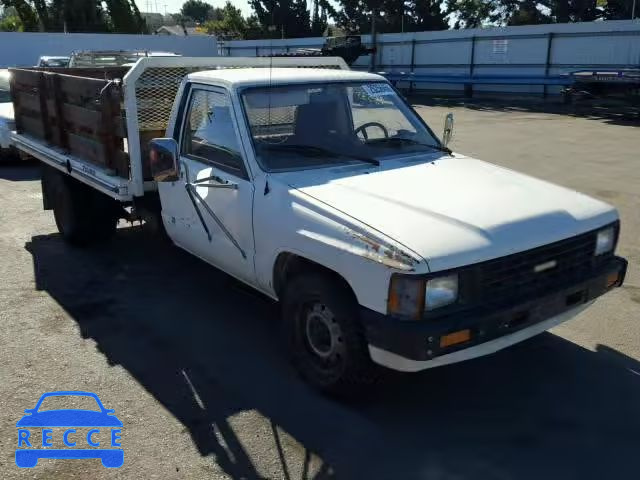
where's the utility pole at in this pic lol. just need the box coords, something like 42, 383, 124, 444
632, 0, 636, 19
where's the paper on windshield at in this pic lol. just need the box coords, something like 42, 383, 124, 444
361, 83, 395, 97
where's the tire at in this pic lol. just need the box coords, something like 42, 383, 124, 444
53, 177, 118, 246
282, 273, 377, 396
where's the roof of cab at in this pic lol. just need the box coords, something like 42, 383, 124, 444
187, 68, 384, 88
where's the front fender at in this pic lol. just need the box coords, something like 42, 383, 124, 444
253, 181, 428, 314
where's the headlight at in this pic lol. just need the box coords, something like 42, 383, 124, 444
425, 273, 458, 311
595, 227, 615, 256
388, 273, 459, 319
388, 275, 425, 319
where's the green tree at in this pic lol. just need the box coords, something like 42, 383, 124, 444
249, 0, 313, 38
336, 0, 446, 33
506, 1, 552, 25
0, 0, 39, 30
46, 0, 109, 32
0, 8, 23, 30
204, 1, 247, 38
0, 0, 146, 33
310, 0, 336, 35
600, 0, 635, 19
335, 0, 376, 33
447, 0, 605, 27
244, 13, 266, 38
411, 0, 448, 30
105, 0, 147, 33
180, 0, 213, 23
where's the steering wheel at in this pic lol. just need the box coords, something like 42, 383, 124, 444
355, 122, 389, 141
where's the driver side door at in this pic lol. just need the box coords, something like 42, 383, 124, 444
158, 86, 255, 284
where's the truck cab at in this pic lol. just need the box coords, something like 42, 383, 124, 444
150, 67, 626, 392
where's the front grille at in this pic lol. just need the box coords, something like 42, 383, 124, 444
461, 226, 614, 310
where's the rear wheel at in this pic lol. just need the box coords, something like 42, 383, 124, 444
282, 273, 377, 396
53, 177, 118, 246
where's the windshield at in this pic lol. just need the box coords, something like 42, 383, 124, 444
241, 81, 443, 171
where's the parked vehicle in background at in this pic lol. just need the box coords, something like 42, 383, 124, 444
259, 35, 375, 66
0, 69, 17, 160
8, 57, 627, 396
68, 50, 180, 68
564, 68, 640, 105
36, 56, 70, 68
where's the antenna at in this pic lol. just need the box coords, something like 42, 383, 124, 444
267, 38, 273, 142
267, 3, 275, 136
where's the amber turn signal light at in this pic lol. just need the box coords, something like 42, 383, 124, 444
606, 271, 620, 288
439, 329, 471, 348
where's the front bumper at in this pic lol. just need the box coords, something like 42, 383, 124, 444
361, 256, 627, 372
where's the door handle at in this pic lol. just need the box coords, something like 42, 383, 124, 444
192, 175, 238, 190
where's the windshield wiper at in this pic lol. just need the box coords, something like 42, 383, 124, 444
368, 137, 452, 155
262, 143, 380, 167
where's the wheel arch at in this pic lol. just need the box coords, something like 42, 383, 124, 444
272, 252, 358, 303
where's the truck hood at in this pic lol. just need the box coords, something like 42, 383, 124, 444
282, 155, 617, 271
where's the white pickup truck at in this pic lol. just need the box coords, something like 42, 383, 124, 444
10, 57, 627, 394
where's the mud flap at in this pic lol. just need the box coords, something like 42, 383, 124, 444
40, 164, 62, 211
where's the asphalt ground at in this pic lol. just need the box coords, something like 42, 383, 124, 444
1, 99, 639, 479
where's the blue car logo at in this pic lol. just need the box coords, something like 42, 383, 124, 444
16, 391, 123, 468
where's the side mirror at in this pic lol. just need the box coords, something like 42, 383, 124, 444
149, 138, 179, 182
442, 113, 454, 147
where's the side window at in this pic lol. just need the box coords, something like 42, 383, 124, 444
181, 89, 246, 177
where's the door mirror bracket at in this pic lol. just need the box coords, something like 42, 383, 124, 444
150, 138, 179, 182
442, 113, 454, 148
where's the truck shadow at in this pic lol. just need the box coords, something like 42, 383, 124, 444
25, 228, 640, 480
0, 159, 40, 181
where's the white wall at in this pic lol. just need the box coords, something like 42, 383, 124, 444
221, 20, 640, 96
0, 32, 217, 67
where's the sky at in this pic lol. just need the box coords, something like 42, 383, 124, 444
134, 0, 254, 17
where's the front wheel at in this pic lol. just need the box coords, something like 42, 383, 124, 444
282, 273, 377, 396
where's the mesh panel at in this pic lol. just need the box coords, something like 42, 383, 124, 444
135, 66, 195, 132
188, 88, 228, 130
247, 106, 298, 138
